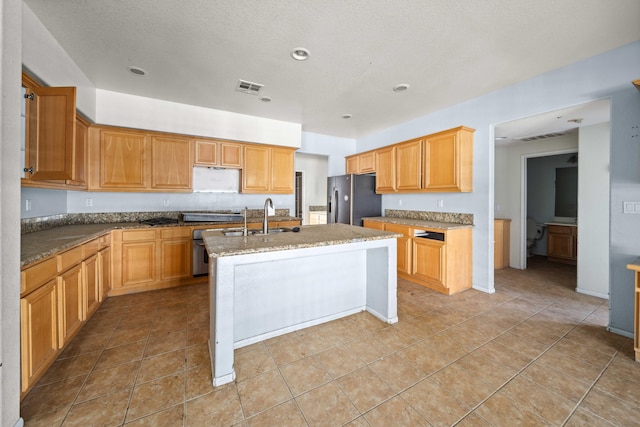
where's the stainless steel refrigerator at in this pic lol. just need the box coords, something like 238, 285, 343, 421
327, 174, 381, 226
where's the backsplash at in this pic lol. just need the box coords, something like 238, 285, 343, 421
385, 209, 473, 225
21, 209, 292, 234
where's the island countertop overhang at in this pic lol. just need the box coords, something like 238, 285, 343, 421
202, 223, 402, 258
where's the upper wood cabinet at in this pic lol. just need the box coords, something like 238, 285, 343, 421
395, 138, 423, 191
151, 136, 192, 189
242, 145, 295, 194
423, 126, 473, 192
346, 151, 375, 175
375, 146, 396, 193
194, 139, 242, 168
93, 128, 149, 190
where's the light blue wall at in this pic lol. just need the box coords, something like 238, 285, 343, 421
356, 41, 640, 333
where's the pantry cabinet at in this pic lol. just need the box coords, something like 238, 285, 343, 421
242, 145, 295, 194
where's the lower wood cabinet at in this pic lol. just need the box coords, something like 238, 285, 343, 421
84, 254, 100, 318
57, 264, 84, 348
547, 224, 577, 264
20, 279, 58, 396
363, 219, 472, 294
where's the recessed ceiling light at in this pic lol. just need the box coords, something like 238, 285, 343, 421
393, 83, 410, 92
259, 96, 272, 102
290, 47, 310, 61
341, 114, 352, 119
128, 66, 147, 77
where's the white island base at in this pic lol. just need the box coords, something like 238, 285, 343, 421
205, 228, 398, 387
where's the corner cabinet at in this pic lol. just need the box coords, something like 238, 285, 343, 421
241, 145, 295, 194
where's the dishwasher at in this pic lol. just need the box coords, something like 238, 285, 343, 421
413, 230, 445, 241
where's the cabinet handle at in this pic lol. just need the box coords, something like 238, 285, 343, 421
24, 167, 34, 174
24, 93, 34, 100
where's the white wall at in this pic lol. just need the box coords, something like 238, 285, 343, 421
496, 134, 579, 268
295, 153, 329, 224
96, 90, 302, 148
2, 0, 23, 425
298, 131, 355, 177
578, 123, 610, 298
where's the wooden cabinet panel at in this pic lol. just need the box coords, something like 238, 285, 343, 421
84, 254, 100, 318
57, 264, 84, 347
220, 142, 242, 168
66, 117, 88, 188
359, 152, 375, 173
363, 220, 385, 230
121, 241, 157, 287
194, 139, 217, 165
494, 219, 511, 269
384, 223, 412, 275
547, 224, 577, 264
395, 139, 422, 191
151, 136, 192, 189
20, 279, 58, 395
194, 139, 242, 168
99, 130, 148, 189
98, 247, 111, 301
346, 156, 359, 174
24, 86, 77, 181
412, 238, 446, 288
242, 145, 270, 192
160, 239, 192, 280
270, 148, 294, 193
21, 257, 57, 296
423, 127, 473, 192
375, 147, 396, 193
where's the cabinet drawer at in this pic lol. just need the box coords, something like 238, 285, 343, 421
122, 229, 157, 241
160, 227, 191, 239
57, 246, 84, 273
384, 223, 411, 237
547, 225, 574, 235
83, 238, 100, 258
21, 257, 58, 295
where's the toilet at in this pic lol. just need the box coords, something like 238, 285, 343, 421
526, 218, 545, 257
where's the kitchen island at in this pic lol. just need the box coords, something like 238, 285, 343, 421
202, 223, 401, 386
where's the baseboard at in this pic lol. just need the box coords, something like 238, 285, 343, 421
575, 287, 609, 300
606, 325, 634, 339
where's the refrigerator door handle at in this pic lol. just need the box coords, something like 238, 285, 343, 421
333, 188, 339, 223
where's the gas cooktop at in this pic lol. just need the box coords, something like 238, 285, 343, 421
139, 217, 179, 226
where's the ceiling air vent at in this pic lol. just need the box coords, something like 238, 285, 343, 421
235, 79, 263, 95
515, 132, 567, 142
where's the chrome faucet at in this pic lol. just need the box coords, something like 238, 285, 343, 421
243, 206, 248, 236
263, 198, 273, 234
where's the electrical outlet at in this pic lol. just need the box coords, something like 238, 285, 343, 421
437, 200, 444, 208
85, 198, 93, 207
398, 199, 403, 206
623, 201, 640, 214
25, 199, 32, 211
163, 199, 170, 207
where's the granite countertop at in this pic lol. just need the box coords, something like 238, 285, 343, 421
203, 223, 402, 258
362, 217, 473, 231
21, 216, 300, 267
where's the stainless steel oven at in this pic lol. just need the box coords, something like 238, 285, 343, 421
192, 229, 210, 276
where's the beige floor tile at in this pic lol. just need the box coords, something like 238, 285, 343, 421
75, 360, 140, 403
124, 403, 185, 426
37, 351, 101, 385
234, 344, 277, 381
237, 369, 292, 417
429, 362, 496, 409
265, 334, 312, 366
501, 374, 577, 425
126, 371, 186, 422
363, 396, 429, 427
246, 400, 307, 427
59, 331, 112, 358
297, 328, 337, 354
185, 383, 243, 427
186, 364, 214, 400
186, 325, 209, 346
21, 375, 86, 420
63, 389, 130, 426
370, 327, 415, 352
279, 356, 332, 396
186, 342, 210, 370
137, 348, 186, 384
401, 379, 470, 427
20, 406, 68, 427
337, 366, 394, 413
564, 407, 617, 427
474, 392, 554, 426
296, 382, 359, 426
454, 412, 493, 427
396, 340, 458, 376
368, 353, 426, 392
491, 329, 553, 359
536, 347, 605, 383
94, 341, 146, 371
314, 345, 366, 379
552, 336, 617, 368
521, 361, 592, 402
341, 336, 393, 364
107, 325, 151, 349
144, 329, 187, 357
580, 387, 640, 426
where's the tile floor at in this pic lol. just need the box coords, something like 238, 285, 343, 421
21, 256, 640, 426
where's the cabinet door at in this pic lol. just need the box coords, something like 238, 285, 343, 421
270, 148, 294, 193
160, 239, 192, 280
121, 241, 157, 287
363, 220, 385, 230
194, 139, 218, 166
57, 264, 84, 347
548, 231, 576, 260
423, 132, 457, 191
25, 86, 77, 181
346, 156, 359, 174
151, 136, 192, 189
384, 223, 412, 275
359, 152, 375, 173
66, 118, 88, 187
21, 280, 58, 394
395, 139, 422, 191
375, 146, 396, 193
100, 130, 148, 189
412, 238, 446, 287
98, 247, 111, 301
83, 254, 100, 318
242, 145, 270, 192
219, 142, 242, 168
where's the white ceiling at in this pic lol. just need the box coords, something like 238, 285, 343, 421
23, 0, 640, 139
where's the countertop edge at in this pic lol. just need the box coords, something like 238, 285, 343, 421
363, 217, 473, 230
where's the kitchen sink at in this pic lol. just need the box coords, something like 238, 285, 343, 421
222, 228, 291, 236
